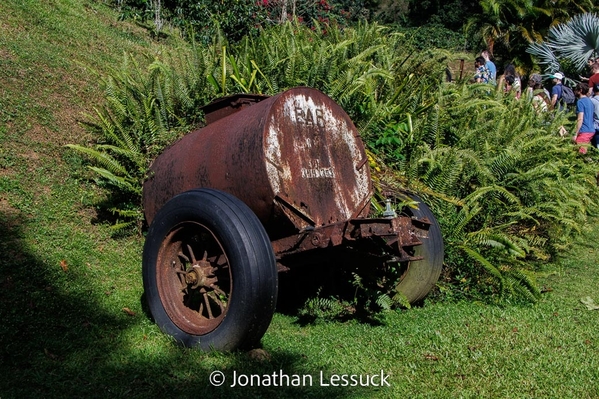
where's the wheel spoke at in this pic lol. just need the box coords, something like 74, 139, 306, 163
211, 292, 225, 312
174, 258, 188, 289
216, 254, 228, 268
178, 252, 190, 262
187, 244, 197, 263
203, 293, 214, 319
211, 284, 227, 297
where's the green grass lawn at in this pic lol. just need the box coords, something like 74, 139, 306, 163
2, 1, 599, 398
2, 196, 599, 398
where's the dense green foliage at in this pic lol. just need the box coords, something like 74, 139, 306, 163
68, 21, 599, 305
107, 0, 599, 72
112, 0, 375, 43
67, 54, 210, 230
385, 85, 597, 301
396, 24, 470, 51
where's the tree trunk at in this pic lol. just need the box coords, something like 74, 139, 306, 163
280, 0, 287, 23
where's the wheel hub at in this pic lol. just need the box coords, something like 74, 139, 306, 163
186, 254, 217, 289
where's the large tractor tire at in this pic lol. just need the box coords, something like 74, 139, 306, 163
142, 188, 278, 351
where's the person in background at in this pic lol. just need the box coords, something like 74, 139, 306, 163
503, 64, 521, 99
526, 74, 551, 100
587, 62, 599, 95
529, 79, 550, 113
504, 75, 515, 94
481, 50, 496, 84
580, 57, 596, 82
572, 82, 595, 154
590, 84, 599, 148
473, 56, 490, 83
549, 72, 564, 110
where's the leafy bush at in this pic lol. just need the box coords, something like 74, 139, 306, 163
66, 52, 211, 232
527, 13, 599, 74
395, 24, 472, 52
371, 84, 598, 302
108, 0, 369, 44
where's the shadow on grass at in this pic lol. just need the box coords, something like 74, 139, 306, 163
276, 251, 401, 328
0, 210, 352, 399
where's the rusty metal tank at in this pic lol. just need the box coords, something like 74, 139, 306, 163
143, 87, 372, 239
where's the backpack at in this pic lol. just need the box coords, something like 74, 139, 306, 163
561, 85, 575, 105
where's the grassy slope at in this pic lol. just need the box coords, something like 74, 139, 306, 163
1, 1, 599, 398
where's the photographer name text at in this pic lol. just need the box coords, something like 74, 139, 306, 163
209, 369, 390, 388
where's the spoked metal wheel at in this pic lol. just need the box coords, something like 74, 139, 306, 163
143, 188, 278, 351
157, 222, 232, 335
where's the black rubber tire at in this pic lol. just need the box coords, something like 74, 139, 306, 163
142, 188, 277, 351
396, 196, 444, 303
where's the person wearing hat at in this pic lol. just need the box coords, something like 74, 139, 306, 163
550, 72, 564, 109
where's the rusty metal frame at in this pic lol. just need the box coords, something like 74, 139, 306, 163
271, 215, 430, 264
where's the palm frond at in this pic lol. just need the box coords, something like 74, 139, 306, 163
528, 13, 599, 72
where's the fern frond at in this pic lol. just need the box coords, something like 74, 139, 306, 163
459, 245, 505, 293
87, 166, 140, 195
65, 144, 129, 176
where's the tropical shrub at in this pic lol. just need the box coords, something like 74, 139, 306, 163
371, 84, 598, 301
66, 52, 212, 231
395, 24, 472, 51
108, 0, 364, 43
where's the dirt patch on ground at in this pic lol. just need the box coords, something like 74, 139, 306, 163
0, 167, 15, 178
19, 64, 98, 147
0, 47, 16, 62
0, 198, 20, 221
18, 151, 39, 161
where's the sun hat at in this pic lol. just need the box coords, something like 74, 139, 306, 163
549, 72, 564, 80
529, 73, 542, 83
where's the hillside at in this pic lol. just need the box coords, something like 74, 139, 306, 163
0, 0, 190, 270
0, 0, 188, 159
0, 1, 194, 395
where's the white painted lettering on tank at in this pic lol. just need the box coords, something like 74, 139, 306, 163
294, 106, 325, 127
301, 167, 334, 179
264, 90, 372, 223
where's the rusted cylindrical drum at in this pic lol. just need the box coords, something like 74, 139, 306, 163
143, 87, 372, 239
